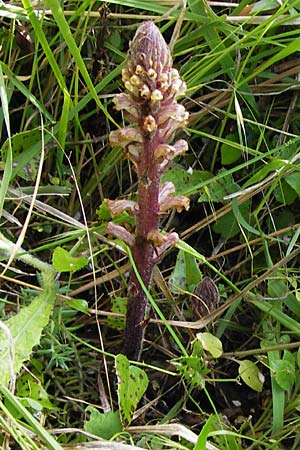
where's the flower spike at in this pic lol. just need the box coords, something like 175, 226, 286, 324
108, 21, 189, 360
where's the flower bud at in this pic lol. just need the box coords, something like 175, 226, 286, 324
128, 21, 171, 81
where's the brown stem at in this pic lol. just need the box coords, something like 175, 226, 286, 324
123, 136, 160, 360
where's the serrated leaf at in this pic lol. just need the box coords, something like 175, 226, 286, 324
52, 247, 88, 273
84, 406, 122, 439
196, 332, 223, 358
173, 356, 207, 388
115, 354, 148, 426
0, 274, 55, 386
96, 201, 111, 221
169, 249, 202, 293
238, 360, 264, 392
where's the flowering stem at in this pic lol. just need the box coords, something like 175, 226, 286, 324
123, 138, 161, 359
107, 21, 189, 360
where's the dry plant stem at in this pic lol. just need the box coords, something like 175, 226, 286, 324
107, 21, 189, 360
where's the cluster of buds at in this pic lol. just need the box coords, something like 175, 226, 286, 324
107, 21, 189, 360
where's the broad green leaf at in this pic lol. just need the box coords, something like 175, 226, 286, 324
251, 0, 281, 12
17, 373, 55, 410
279, 335, 290, 345
169, 249, 202, 293
52, 247, 88, 273
199, 170, 240, 203
0, 271, 55, 386
106, 297, 126, 330
196, 332, 223, 358
175, 240, 207, 265
84, 406, 122, 439
283, 349, 294, 364
277, 138, 300, 160
162, 168, 211, 196
268, 273, 288, 299
108, 30, 123, 51
273, 359, 295, 391
115, 354, 148, 426
275, 179, 298, 205
221, 133, 241, 165
285, 172, 300, 196
213, 200, 250, 239
65, 298, 89, 314
1, 128, 43, 181
271, 210, 295, 232
238, 360, 264, 392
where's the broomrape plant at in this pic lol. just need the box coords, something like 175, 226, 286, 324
107, 21, 189, 360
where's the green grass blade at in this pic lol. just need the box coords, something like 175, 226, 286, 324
21, 0, 68, 94
0, 64, 12, 217
251, 299, 300, 334
57, 91, 71, 174
0, 62, 53, 121
0, 383, 63, 450
46, 0, 117, 126
189, 0, 235, 78
241, 38, 300, 86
